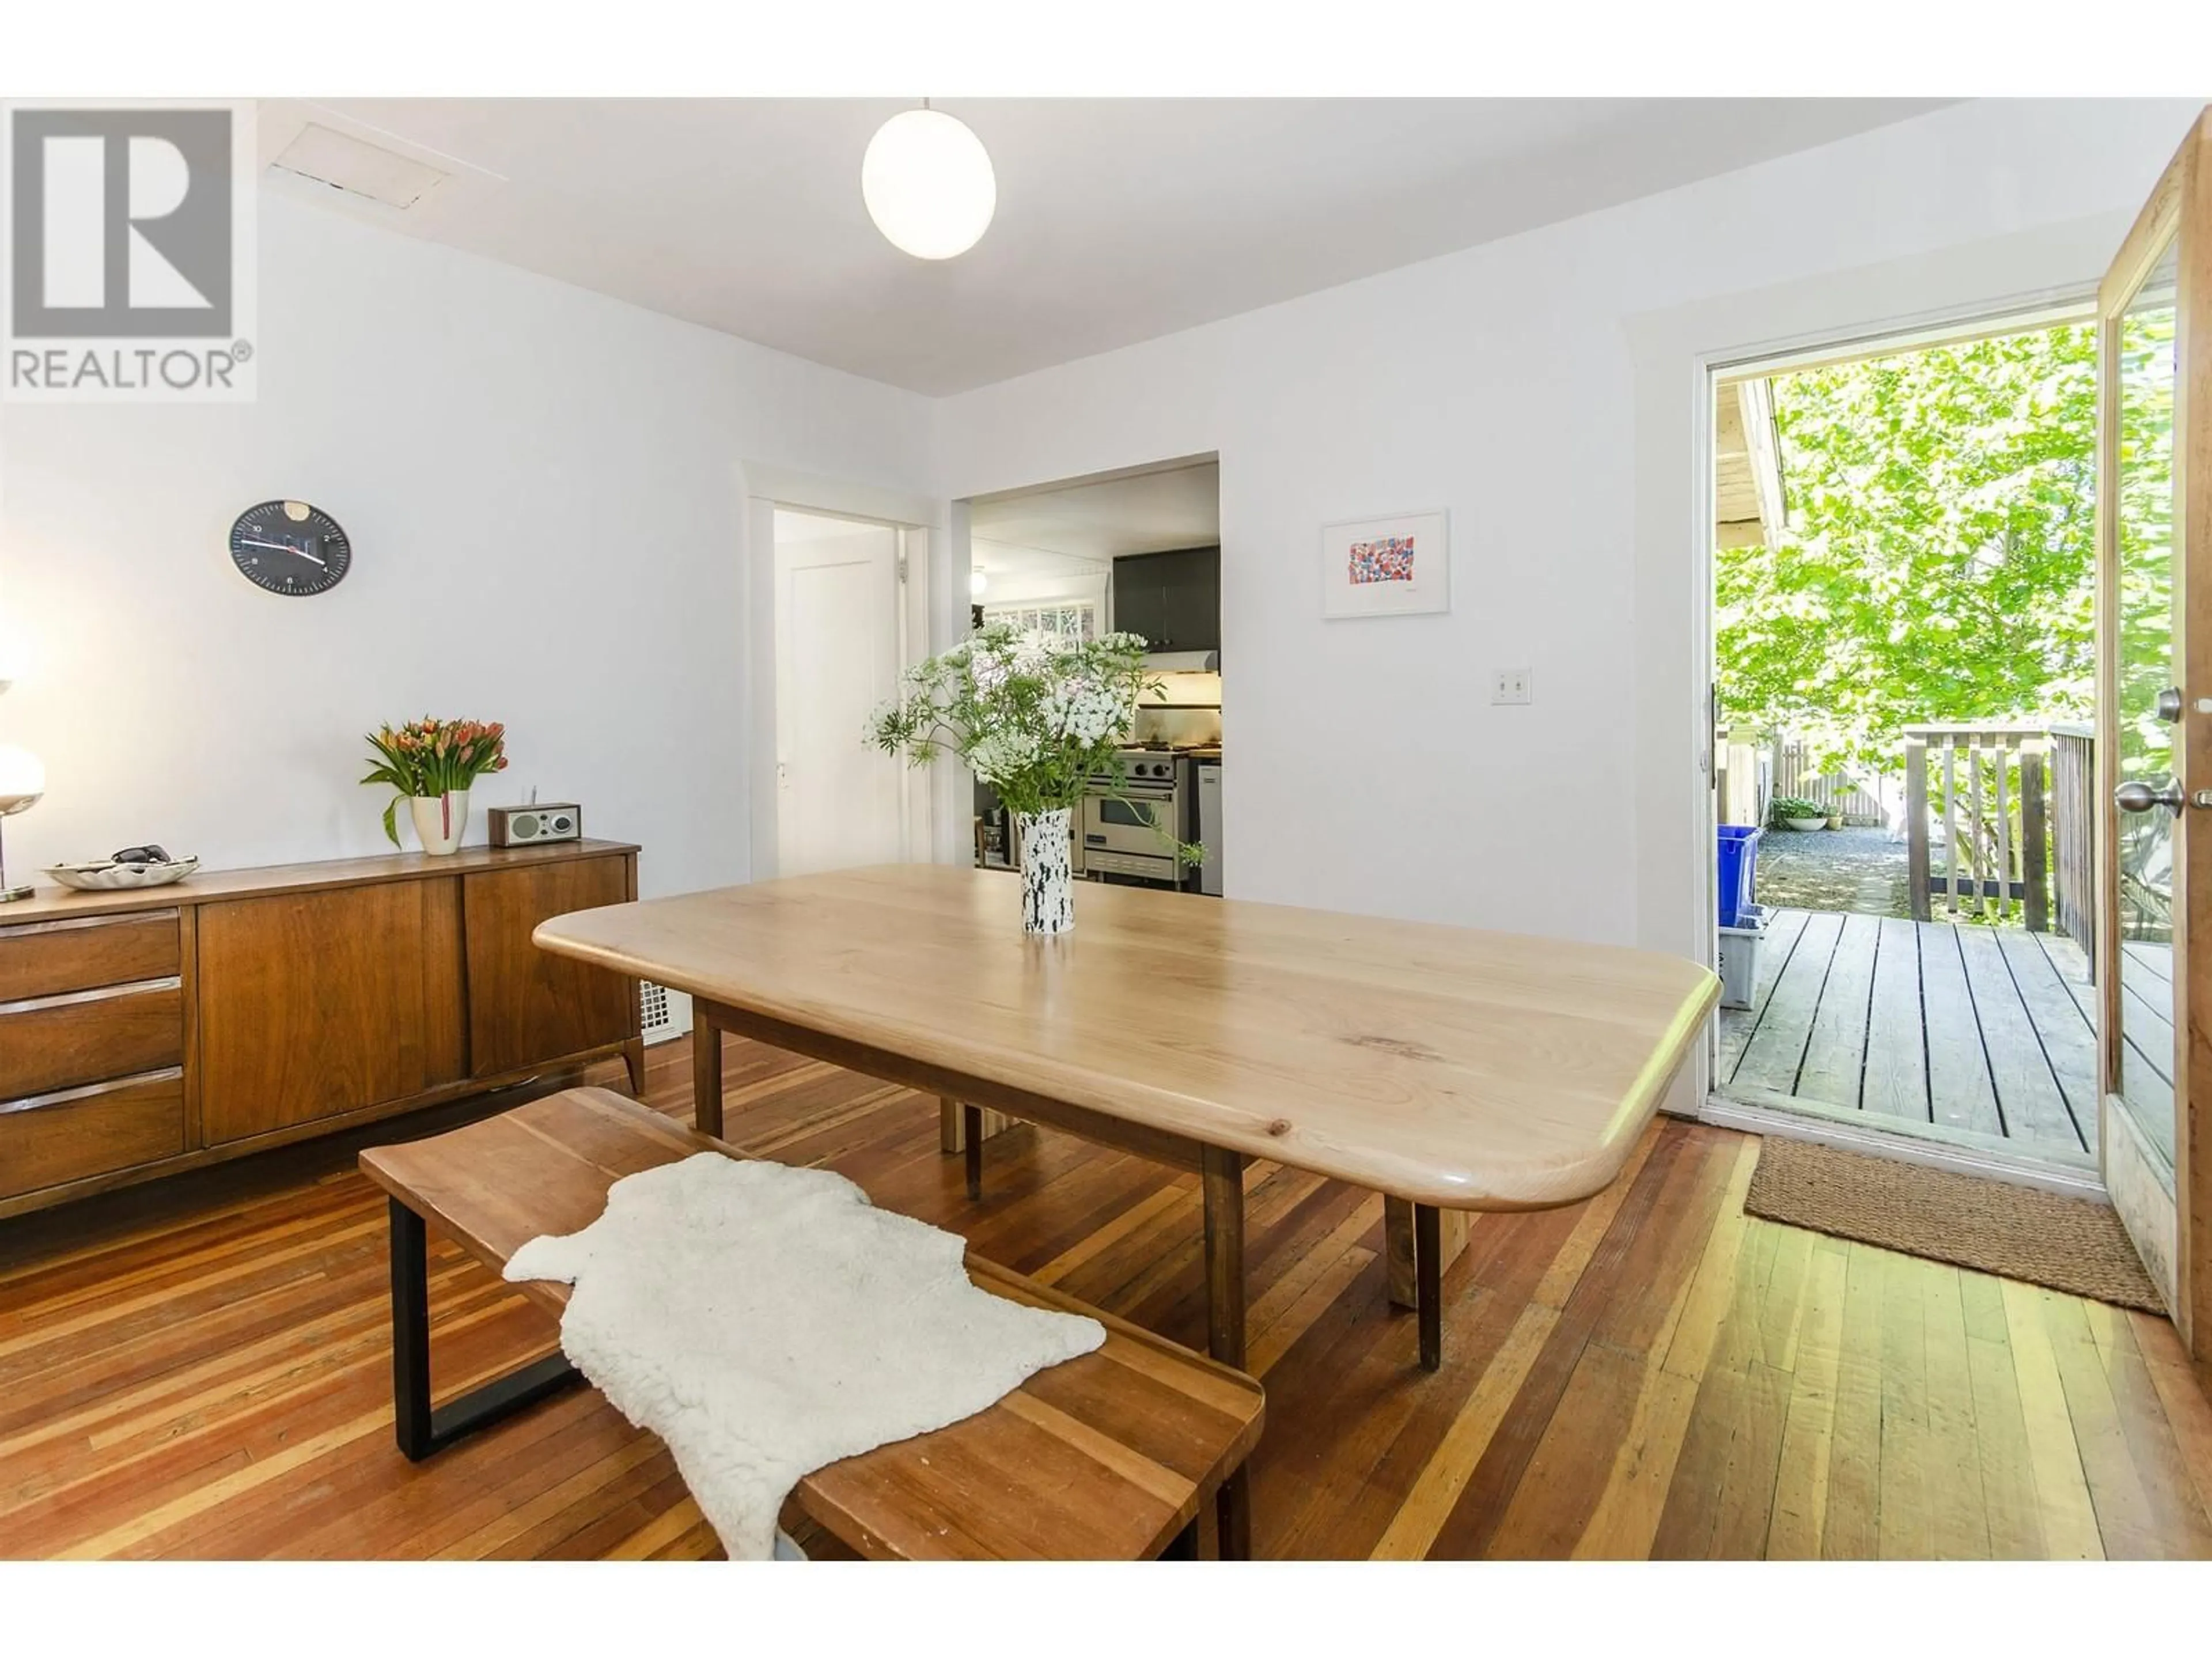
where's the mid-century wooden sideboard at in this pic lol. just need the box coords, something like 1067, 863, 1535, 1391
0, 839, 643, 1221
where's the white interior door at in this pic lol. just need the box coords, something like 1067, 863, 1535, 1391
774, 511, 906, 876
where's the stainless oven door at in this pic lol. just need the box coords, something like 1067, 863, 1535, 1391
1081, 787, 1180, 877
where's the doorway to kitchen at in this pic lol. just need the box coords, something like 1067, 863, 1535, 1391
1707, 310, 2106, 1178
963, 455, 1224, 895
770, 506, 930, 877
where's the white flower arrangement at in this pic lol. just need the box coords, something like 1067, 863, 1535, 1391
868, 624, 1198, 866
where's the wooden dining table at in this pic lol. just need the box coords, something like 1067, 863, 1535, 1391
533, 863, 1718, 1555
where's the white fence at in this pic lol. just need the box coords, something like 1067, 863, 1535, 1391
1771, 740, 1891, 823
1715, 726, 1892, 828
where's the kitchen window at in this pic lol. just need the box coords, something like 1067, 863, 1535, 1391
986, 602, 1096, 641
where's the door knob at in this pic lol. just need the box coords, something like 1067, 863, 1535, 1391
2157, 686, 2186, 722
2115, 780, 2186, 814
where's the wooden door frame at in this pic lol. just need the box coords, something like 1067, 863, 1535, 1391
2096, 109, 2210, 1378
1701, 297, 2099, 1174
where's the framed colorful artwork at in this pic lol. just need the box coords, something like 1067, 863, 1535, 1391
1320, 510, 1449, 619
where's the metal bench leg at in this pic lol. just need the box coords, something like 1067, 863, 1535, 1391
389, 1198, 582, 1462
963, 1104, 984, 1200
1415, 1202, 1442, 1373
1202, 1146, 1253, 1559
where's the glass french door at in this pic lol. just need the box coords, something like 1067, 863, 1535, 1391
2099, 109, 2208, 1361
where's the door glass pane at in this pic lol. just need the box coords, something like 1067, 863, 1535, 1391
2115, 237, 2180, 1169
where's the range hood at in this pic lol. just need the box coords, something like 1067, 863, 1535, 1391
1145, 649, 1219, 672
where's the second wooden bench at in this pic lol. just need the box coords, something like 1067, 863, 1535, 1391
359, 1086, 1265, 1560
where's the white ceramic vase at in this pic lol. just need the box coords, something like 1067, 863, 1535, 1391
1017, 808, 1075, 935
408, 789, 471, 856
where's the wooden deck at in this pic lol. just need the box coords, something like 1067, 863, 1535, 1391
1717, 908, 2174, 1166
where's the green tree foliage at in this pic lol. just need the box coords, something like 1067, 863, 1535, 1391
2114, 300, 2178, 778
2113, 291, 2179, 937
1716, 325, 2102, 777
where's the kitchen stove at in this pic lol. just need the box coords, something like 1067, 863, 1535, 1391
1081, 747, 1195, 887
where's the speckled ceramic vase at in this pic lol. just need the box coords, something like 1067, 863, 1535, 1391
1017, 808, 1074, 934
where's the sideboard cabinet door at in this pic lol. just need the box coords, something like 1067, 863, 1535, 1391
198, 880, 466, 1145
463, 855, 635, 1079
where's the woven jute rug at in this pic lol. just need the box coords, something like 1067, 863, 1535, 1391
1744, 1136, 2166, 1313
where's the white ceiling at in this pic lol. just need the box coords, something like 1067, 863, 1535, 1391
969, 541, 1108, 587
262, 98, 1952, 396
972, 460, 1219, 584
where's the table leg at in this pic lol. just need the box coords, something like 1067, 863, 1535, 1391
1386, 1197, 1461, 1373
1415, 1203, 1442, 1373
1385, 1196, 1467, 1309
963, 1104, 984, 1200
1202, 1145, 1251, 1559
621, 1036, 647, 1099
691, 1015, 724, 1139
941, 1099, 1015, 1154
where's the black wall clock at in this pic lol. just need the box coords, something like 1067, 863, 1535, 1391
229, 500, 351, 596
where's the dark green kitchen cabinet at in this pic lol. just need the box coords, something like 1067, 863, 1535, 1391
1111, 546, 1219, 654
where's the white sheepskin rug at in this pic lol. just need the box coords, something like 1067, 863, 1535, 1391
505, 1152, 1105, 1560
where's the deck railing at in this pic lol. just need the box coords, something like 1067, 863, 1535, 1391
2047, 724, 2096, 959
1904, 722, 2094, 951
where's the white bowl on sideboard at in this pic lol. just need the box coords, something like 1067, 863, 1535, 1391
43, 856, 200, 891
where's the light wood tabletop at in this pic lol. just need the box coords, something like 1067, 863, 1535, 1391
533, 865, 1717, 1213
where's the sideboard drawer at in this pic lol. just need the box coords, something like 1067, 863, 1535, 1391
0, 911, 181, 1003
0, 1071, 187, 1201
0, 980, 184, 1101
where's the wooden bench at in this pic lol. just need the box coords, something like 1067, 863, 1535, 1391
359, 1086, 1266, 1560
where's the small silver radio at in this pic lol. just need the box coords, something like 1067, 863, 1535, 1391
489, 802, 582, 846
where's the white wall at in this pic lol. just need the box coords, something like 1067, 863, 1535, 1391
3, 99, 2199, 964
933, 100, 2204, 969
0, 191, 932, 898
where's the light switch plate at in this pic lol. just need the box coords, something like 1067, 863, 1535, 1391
1491, 668, 1532, 706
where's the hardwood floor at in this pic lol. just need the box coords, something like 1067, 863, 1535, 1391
2, 1031, 2209, 1559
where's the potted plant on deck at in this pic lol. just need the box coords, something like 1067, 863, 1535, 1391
362, 718, 509, 854
869, 624, 1196, 934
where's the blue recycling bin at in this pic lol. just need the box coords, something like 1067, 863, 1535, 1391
1717, 825, 1762, 929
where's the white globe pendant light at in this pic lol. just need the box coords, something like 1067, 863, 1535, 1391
862, 104, 996, 260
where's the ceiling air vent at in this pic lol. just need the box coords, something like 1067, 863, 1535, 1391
270, 123, 448, 210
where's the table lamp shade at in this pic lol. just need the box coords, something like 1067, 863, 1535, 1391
0, 744, 43, 815
0, 743, 38, 901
